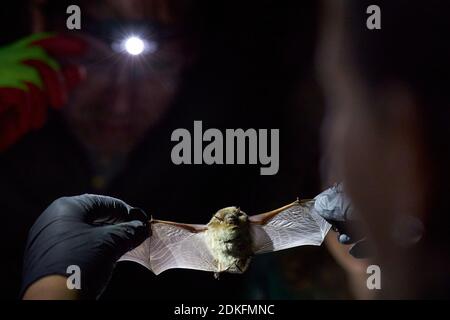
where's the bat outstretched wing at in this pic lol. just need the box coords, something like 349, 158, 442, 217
249, 200, 331, 254
119, 220, 217, 275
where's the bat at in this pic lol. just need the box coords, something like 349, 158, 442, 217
119, 199, 331, 278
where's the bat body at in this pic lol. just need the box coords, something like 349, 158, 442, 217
120, 199, 331, 277
204, 207, 252, 277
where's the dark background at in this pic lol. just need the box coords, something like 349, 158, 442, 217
0, 1, 351, 299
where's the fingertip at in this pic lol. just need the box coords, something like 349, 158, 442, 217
127, 220, 145, 228
120, 220, 150, 244
129, 207, 148, 224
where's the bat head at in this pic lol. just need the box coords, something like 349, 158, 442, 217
210, 206, 249, 227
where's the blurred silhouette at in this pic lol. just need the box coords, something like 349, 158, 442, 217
319, 0, 450, 298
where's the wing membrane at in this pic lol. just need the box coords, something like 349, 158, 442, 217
119, 222, 217, 274
251, 200, 331, 254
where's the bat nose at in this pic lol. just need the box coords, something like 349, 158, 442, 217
227, 215, 239, 225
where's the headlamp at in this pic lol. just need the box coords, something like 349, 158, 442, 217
83, 19, 162, 56
123, 36, 145, 55
112, 35, 157, 56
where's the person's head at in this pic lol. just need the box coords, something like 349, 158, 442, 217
318, 0, 450, 298
32, 0, 195, 156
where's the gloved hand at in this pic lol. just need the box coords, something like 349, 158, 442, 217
314, 183, 372, 258
21, 194, 150, 299
314, 183, 424, 259
0, 33, 86, 151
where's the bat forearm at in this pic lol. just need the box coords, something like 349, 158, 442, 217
250, 200, 301, 225
151, 219, 207, 233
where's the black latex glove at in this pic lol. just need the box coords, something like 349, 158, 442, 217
20, 194, 150, 299
314, 183, 372, 258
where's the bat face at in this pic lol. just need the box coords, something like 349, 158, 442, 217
205, 207, 253, 275
208, 207, 249, 228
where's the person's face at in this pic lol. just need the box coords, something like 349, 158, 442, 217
37, 0, 189, 155
64, 36, 185, 156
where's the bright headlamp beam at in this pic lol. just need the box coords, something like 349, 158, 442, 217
123, 36, 145, 55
